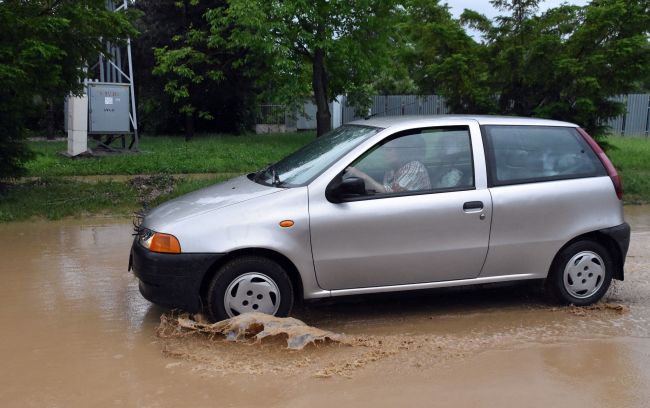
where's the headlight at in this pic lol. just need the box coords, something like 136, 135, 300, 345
139, 228, 181, 254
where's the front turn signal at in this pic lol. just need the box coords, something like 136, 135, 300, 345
149, 233, 181, 254
279, 220, 294, 228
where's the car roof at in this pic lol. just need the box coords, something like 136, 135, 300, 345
347, 115, 579, 129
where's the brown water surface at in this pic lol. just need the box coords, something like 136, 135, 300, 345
0, 206, 649, 407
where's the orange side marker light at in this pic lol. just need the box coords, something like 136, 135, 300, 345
279, 220, 294, 228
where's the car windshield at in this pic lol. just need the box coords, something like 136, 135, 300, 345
249, 124, 382, 187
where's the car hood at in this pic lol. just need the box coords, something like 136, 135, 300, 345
143, 175, 281, 230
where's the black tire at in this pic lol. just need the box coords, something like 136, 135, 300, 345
546, 240, 613, 306
207, 256, 294, 322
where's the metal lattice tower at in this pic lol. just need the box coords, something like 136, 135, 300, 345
86, 0, 139, 150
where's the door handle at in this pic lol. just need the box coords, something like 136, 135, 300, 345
463, 201, 484, 211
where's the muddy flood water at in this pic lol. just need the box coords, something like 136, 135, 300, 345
1, 207, 650, 407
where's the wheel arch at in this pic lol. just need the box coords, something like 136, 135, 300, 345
199, 248, 304, 309
552, 230, 624, 281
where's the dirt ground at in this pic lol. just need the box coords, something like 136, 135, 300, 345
0, 206, 648, 408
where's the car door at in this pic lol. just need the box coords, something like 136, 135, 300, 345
308, 121, 492, 290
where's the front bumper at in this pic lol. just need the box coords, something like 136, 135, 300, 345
129, 239, 224, 313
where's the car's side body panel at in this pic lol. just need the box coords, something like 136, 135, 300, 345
480, 176, 624, 279
309, 188, 493, 289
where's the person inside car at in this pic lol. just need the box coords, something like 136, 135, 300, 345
345, 134, 431, 193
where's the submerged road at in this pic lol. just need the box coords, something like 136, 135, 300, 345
0, 206, 649, 407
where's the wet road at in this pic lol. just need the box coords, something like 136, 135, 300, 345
0, 207, 649, 407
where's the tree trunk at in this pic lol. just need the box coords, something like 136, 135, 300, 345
312, 48, 331, 137
185, 112, 194, 141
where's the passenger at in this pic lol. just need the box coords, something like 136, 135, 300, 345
431, 132, 466, 188
346, 135, 431, 193
435, 165, 464, 188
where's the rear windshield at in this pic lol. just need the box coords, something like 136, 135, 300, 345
483, 125, 606, 186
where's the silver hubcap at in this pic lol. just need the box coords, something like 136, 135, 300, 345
223, 273, 280, 317
563, 251, 605, 299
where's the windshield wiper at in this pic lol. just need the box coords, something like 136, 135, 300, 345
269, 166, 282, 186
252, 163, 283, 187
252, 164, 270, 182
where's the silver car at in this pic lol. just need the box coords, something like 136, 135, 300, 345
129, 116, 630, 321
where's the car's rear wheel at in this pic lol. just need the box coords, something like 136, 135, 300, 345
546, 240, 613, 306
207, 256, 294, 322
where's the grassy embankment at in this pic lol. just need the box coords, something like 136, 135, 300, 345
0, 133, 313, 222
606, 137, 650, 204
0, 133, 648, 222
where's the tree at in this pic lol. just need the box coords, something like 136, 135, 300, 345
151, 2, 219, 141
146, 0, 266, 139
151, 0, 223, 141
132, 0, 191, 135
0, 0, 136, 179
398, 0, 494, 113
207, 0, 398, 136
458, 0, 650, 138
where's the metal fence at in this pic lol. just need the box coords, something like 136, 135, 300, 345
257, 104, 293, 126
255, 104, 297, 133
606, 94, 650, 137
340, 95, 451, 124
322, 94, 650, 137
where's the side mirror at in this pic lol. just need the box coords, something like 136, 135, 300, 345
326, 177, 366, 203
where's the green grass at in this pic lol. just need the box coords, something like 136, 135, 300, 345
25, 132, 314, 177
607, 137, 650, 204
3, 132, 314, 222
2, 132, 648, 222
0, 178, 136, 222
0, 175, 230, 222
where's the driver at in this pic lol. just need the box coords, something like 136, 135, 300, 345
346, 135, 431, 193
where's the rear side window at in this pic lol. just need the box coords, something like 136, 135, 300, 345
483, 125, 606, 186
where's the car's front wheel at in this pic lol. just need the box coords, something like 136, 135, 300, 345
207, 256, 294, 322
546, 240, 613, 306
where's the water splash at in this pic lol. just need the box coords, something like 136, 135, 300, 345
158, 312, 346, 350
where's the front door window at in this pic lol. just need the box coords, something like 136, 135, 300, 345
344, 127, 474, 198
